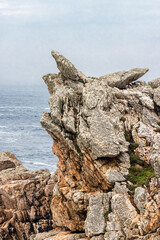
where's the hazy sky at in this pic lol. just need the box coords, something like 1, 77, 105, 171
0, 0, 160, 85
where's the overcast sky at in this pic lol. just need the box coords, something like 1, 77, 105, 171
0, 0, 160, 85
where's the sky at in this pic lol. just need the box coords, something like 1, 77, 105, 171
0, 0, 160, 85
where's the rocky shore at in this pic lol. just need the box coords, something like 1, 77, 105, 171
0, 51, 160, 239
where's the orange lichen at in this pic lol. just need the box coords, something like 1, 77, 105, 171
57, 80, 62, 85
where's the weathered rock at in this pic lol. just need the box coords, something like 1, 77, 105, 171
51, 50, 86, 82
30, 230, 87, 240
99, 68, 149, 89
91, 235, 104, 240
104, 231, 124, 240
105, 169, 125, 184
138, 179, 160, 235
148, 77, 160, 88
153, 86, 160, 106
106, 179, 160, 239
40, 50, 160, 239
85, 193, 109, 237
134, 187, 149, 214
132, 121, 160, 180
78, 108, 128, 159
111, 193, 140, 239
0, 152, 57, 240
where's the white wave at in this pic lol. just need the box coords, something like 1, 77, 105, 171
32, 161, 52, 166
15, 106, 35, 109
0, 106, 35, 109
24, 125, 40, 128
3, 138, 18, 143
23, 160, 52, 167
0, 131, 8, 134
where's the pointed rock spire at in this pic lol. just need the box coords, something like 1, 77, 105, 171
51, 50, 86, 82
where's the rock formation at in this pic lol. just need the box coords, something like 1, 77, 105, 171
40, 51, 160, 239
0, 50, 160, 240
0, 152, 57, 240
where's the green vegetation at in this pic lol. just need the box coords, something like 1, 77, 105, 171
124, 130, 132, 142
125, 130, 155, 193
104, 211, 109, 221
104, 202, 112, 221
125, 130, 143, 166
157, 121, 160, 127
151, 85, 157, 89
74, 141, 82, 156
127, 166, 155, 192
75, 91, 82, 96
70, 137, 82, 156
78, 79, 84, 84
129, 142, 139, 152
130, 153, 143, 166
135, 124, 140, 133
48, 112, 51, 117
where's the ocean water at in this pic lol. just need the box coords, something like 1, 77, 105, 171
0, 84, 58, 173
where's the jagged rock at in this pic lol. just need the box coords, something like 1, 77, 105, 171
111, 193, 140, 239
148, 77, 160, 88
0, 152, 21, 171
105, 169, 125, 184
30, 230, 87, 240
85, 193, 109, 237
113, 182, 129, 195
51, 50, 86, 82
105, 180, 160, 239
78, 108, 128, 159
99, 68, 149, 89
104, 231, 124, 240
153, 86, 160, 106
91, 235, 104, 240
138, 179, 160, 235
40, 50, 160, 239
42, 73, 59, 95
134, 187, 149, 214
0, 152, 57, 240
132, 121, 160, 179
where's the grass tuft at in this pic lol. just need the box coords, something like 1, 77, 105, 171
127, 166, 155, 192
125, 129, 155, 194
104, 202, 112, 221
157, 122, 160, 127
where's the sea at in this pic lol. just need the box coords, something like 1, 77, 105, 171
0, 84, 58, 173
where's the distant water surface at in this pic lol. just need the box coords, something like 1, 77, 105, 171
0, 84, 58, 172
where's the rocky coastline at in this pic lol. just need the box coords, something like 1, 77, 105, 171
0, 51, 160, 240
